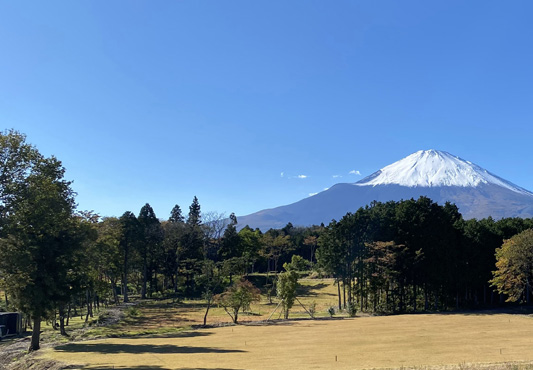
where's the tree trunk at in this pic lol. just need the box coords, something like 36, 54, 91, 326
29, 317, 41, 352
342, 279, 346, 309
524, 279, 529, 304
337, 279, 342, 310
111, 278, 118, 305
66, 304, 71, 326
203, 299, 211, 326
413, 285, 417, 312
123, 245, 129, 303
85, 289, 92, 323
5, 291, 8, 311
59, 305, 68, 336
141, 255, 148, 299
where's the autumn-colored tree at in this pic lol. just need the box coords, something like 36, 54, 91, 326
491, 229, 533, 303
214, 279, 260, 323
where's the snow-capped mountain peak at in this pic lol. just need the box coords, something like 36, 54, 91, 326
355, 149, 532, 196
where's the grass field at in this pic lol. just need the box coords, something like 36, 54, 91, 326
77, 279, 341, 339
44, 312, 533, 369
10, 278, 531, 370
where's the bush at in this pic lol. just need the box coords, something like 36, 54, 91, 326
347, 303, 357, 317
126, 307, 141, 317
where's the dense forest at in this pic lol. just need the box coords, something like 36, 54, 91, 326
1, 129, 533, 352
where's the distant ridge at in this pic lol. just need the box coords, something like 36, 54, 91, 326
237, 150, 533, 231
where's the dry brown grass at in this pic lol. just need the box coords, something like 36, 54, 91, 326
80, 279, 340, 338
43, 312, 533, 370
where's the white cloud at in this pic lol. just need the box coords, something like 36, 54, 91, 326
308, 192, 318, 197
332, 175, 342, 178
297, 175, 307, 179
323, 187, 329, 191
349, 170, 361, 175
280, 172, 284, 178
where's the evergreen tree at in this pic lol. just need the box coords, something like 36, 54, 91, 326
138, 203, 164, 298
187, 196, 201, 226
181, 197, 205, 294
119, 211, 141, 303
169, 204, 184, 223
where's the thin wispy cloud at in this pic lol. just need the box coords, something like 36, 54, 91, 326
280, 172, 284, 178
332, 175, 342, 178
349, 170, 361, 175
297, 175, 307, 179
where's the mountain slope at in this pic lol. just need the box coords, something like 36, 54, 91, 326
237, 150, 533, 230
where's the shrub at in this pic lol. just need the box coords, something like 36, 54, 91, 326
347, 303, 357, 317
126, 307, 141, 317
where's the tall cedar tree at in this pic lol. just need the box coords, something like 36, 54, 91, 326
138, 204, 163, 298
119, 212, 141, 302
164, 204, 185, 292
181, 197, 204, 294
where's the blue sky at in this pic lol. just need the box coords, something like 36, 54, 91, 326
2, 1, 533, 220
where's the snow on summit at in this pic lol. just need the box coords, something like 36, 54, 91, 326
355, 150, 532, 195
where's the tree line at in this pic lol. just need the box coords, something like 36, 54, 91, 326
1, 129, 532, 351
317, 197, 533, 313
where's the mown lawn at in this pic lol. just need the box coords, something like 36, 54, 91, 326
44, 312, 533, 370
38, 279, 533, 370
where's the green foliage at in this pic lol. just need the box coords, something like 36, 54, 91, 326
126, 306, 141, 317
187, 196, 201, 226
169, 204, 184, 223
119, 211, 142, 303
0, 130, 82, 351
261, 234, 292, 272
276, 270, 299, 319
218, 220, 242, 260
138, 203, 164, 299
347, 303, 357, 317
238, 227, 262, 273
283, 255, 311, 272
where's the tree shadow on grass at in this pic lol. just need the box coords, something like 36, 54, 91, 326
87, 367, 245, 370
177, 368, 247, 370
86, 366, 171, 370
140, 330, 214, 339
296, 283, 332, 297
56, 343, 246, 354
403, 305, 533, 317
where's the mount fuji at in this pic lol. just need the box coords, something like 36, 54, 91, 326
238, 150, 533, 231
